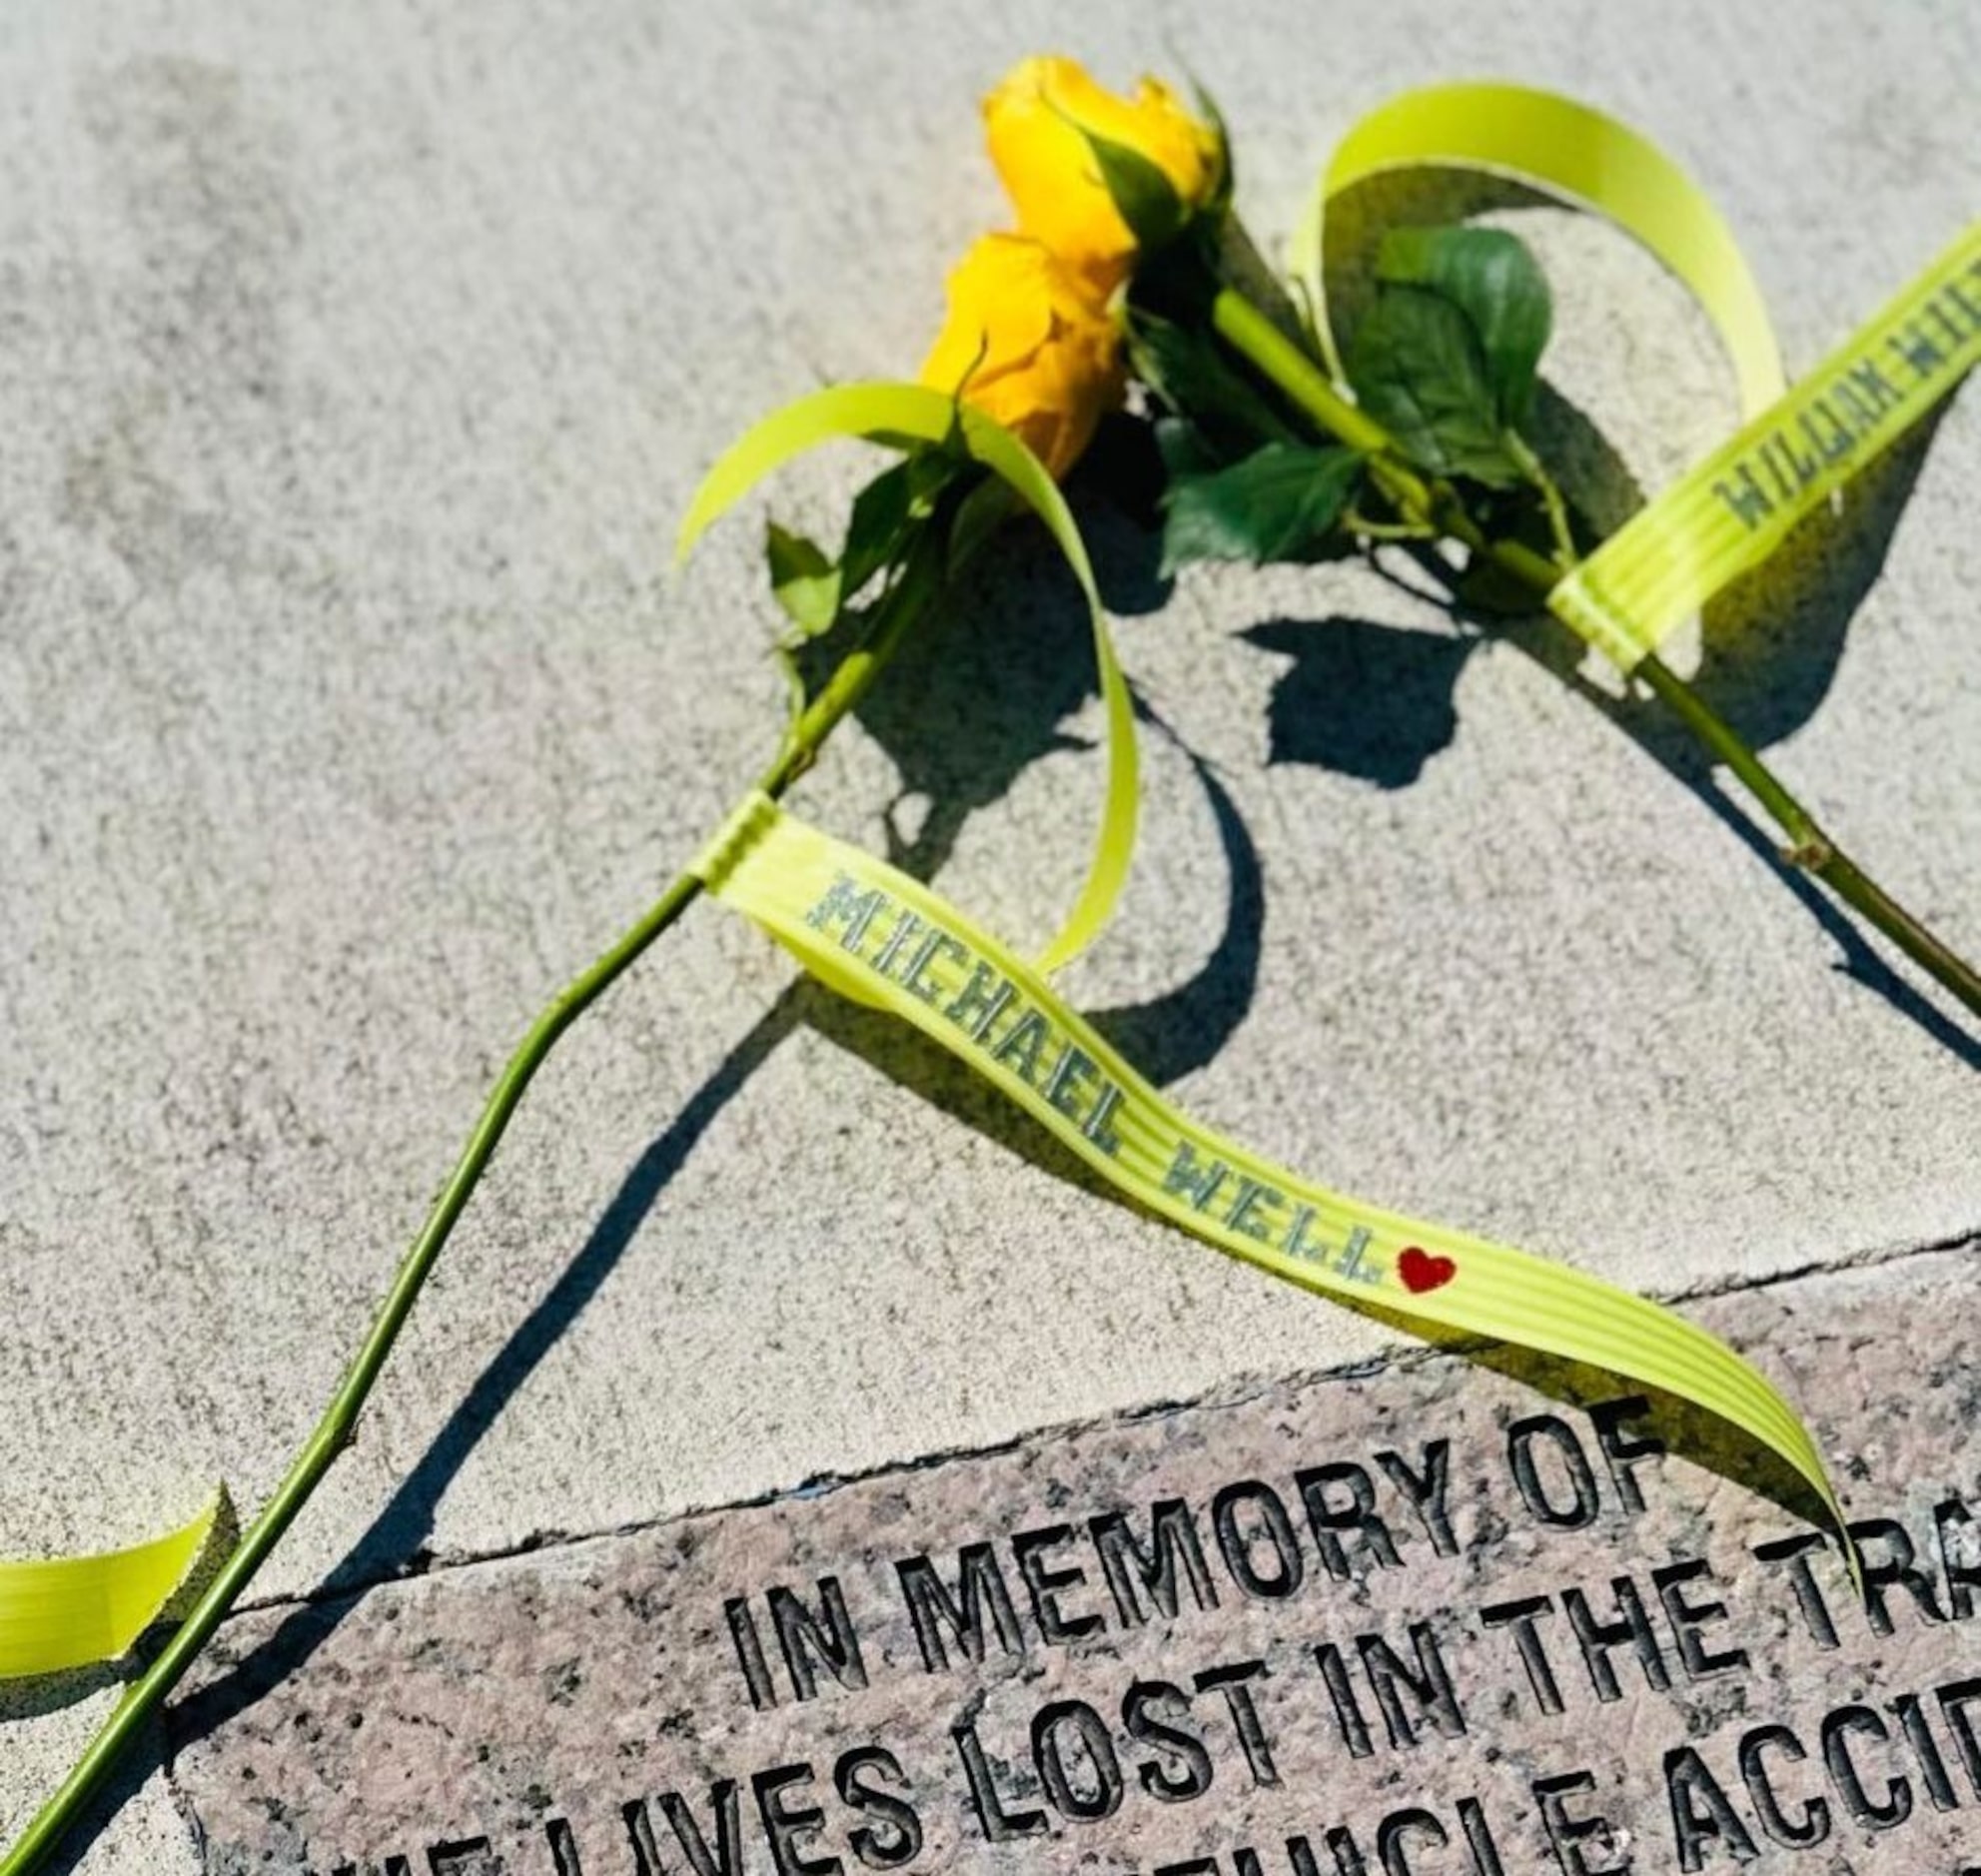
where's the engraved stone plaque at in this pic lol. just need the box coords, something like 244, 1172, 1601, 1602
173, 1250, 1981, 1875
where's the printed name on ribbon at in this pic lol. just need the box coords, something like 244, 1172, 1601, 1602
1550, 223, 1981, 669
692, 791, 1844, 1548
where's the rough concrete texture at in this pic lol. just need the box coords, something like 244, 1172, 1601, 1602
173, 1250, 1981, 1874
1, 0, 1976, 1868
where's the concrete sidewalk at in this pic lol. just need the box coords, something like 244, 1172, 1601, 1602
1, 2, 1975, 1868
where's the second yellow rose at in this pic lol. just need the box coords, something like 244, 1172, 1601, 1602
983, 55, 1222, 295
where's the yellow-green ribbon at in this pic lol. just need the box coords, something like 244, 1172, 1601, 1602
692, 792, 1844, 1537
1551, 222, 1981, 669
0, 1495, 220, 1679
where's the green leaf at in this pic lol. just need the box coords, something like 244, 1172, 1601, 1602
844, 450, 959, 592
1161, 443, 1363, 574
1128, 311, 1297, 458
1186, 74, 1235, 219
766, 446, 963, 639
1377, 226, 1551, 426
903, 441, 964, 510
1153, 416, 1219, 479
839, 462, 913, 596
1346, 286, 1522, 487
944, 472, 1012, 575
1077, 125, 1188, 251
772, 638, 810, 722
765, 521, 840, 637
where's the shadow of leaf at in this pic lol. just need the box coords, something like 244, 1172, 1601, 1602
1242, 615, 1476, 787
848, 479, 1173, 883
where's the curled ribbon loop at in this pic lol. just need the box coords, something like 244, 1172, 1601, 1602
677, 380, 1139, 977
1292, 81, 1785, 417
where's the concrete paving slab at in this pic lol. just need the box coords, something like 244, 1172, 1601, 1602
1, 2, 1976, 1869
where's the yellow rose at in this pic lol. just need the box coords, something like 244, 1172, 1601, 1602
983, 55, 1221, 294
920, 233, 1124, 480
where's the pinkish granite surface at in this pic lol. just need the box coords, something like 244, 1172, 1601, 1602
172, 1248, 1981, 1875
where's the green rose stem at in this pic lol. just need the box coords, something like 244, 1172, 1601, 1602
1209, 286, 1981, 1024
0, 516, 956, 1876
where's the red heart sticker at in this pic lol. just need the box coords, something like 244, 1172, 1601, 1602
1398, 1247, 1457, 1294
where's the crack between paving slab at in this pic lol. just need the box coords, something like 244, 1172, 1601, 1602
208, 1222, 1976, 1627
1664, 1220, 1979, 1304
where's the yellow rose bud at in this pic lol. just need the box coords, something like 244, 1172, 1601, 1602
983, 55, 1221, 294
920, 233, 1125, 481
